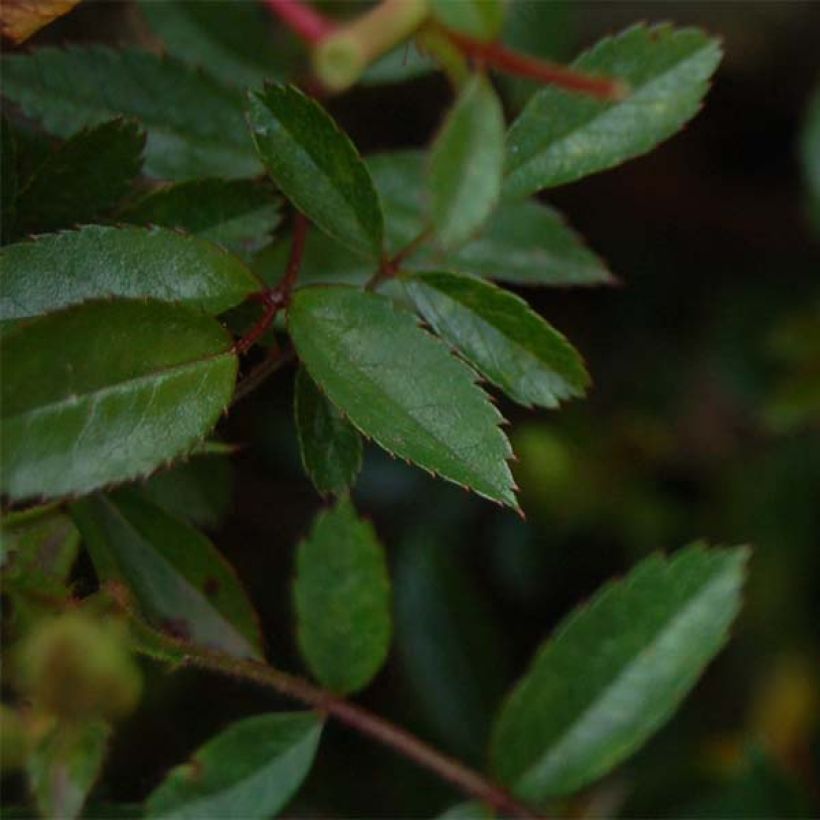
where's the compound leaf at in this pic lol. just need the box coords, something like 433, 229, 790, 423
247, 84, 384, 259
0, 225, 259, 321
405, 271, 589, 408
293, 498, 391, 694
504, 25, 723, 197
288, 286, 517, 509
145, 712, 322, 819
72, 490, 261, 658
490, 544, 749, 802
0, 300, 237, 501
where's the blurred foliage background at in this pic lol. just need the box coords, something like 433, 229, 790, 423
4, 0, 820, 816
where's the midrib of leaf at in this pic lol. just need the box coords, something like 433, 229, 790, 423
506, 41, 715, 182
516, 559, 742, 794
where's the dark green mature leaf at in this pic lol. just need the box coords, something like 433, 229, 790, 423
72, 490, 261, 658
14, 119, 144, 235
429, 74, 505, 249
405, 271, 589, 408
491, 544, 749, 802
1, 47, 260, 179
431, 0, 505, 41
437, 802, 493, 819
119, 179, 281, 256
247, 84, 384, 259
0, 225, 259, 321
801, 84, 820, 231
294, 368, 363, 497
504, 25, 723, 198
1, 117, 19, 239
145, 712, 322, 819
0, 300, 237, 501
139, 0, 295, 89
293, 498, 390, 693
28, 721, 110, 820
288, 286, 517, 508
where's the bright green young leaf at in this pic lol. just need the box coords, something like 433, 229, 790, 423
293, 498, 390, 693
405, 271, 589, 408
288, 286, 517, 508
504, 25, 723, 198
1, 47, 260, 179
145, 712, 322, 819
0, 300, 237, 501
14, 119, 144, 235
247, 84, 384, 259
429, 74, 505, 249
139, 0, 296, 90
71, 490, 262, 658
28, 721, 110, 820
0, 225, 259, 321
431, 0, 505, 41
119, 179, 281, 256
294, 368, 363, 497
490, 543, 749, 802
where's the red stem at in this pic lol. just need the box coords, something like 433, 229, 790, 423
263, 0, 337, 44
445, 29, 628, 101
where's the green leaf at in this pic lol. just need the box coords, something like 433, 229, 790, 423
71, 490, 262, 658
119, 179, 281, 256
1, 47, 260, 180
294, 368, 363, 497
437, 802, 493, 819
139, 0, 295, 90
14, 119, 144, 236
404, 271, 589, 408
490, 544, 749, 802
0, 225, 259, 321
28, 721, 110, 820
0, 300, 237, 501
1, 506, 79, 583
431, 0, 505, 41
1, 116, 19, 239
800, 84, 820, 231
288, 286, 517, 508
294, 498, 390, 694
145, 712, 322, 819
504, 25, 723, 198
247, 84, 384, 259
429, 74, 505, 249
442, 198, 613, 286
361, 44, 436, 86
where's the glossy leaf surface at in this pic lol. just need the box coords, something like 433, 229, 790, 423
504, 25, 722, 197
145, 712, 322, 819
0, 225, 259, 320
72, 490, 261, 658
294, 368, 363, 497
405, 271, 589, 408
247, 84, 384, 259
491, 544, 748, 801
288, 286, 517, 508
294, 499, 391, 694
1, 300, 237, 501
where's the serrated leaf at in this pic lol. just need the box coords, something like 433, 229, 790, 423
139, 0, 295, 90
71, 490, 261, 658
145, 712, 322, 819
1, 47, 260, 180
431, 0, 505, 41
429, 74, 505, 249
490, 544, 749, 802
405, 271, 589, 408
14, 119, 144, 236
0, 0, 79, 43
0, 225, 259, 321
0, 300, 237, 501
294, 367, 363, 497
247, 84, 384, 259
504, 25, 723, 198
28, 721, 110, 820
119, 179, 280, 256
293, 498, 390, 694
288, 286, 517, 508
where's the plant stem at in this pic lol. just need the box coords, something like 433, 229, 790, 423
232, 347, 294, 403
444, 29, 628, 101
366, 227, 433, 291
279, 211, 310, 299
181, 645, 544, 820
263, 0, 336, 44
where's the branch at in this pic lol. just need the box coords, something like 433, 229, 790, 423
263, 0, 336, 44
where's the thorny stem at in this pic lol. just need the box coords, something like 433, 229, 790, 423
262, 0, 336, 44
